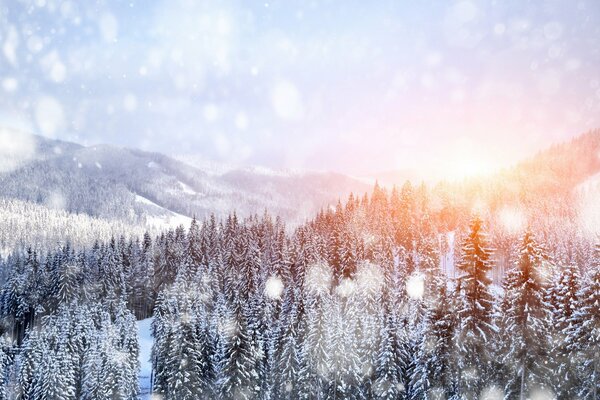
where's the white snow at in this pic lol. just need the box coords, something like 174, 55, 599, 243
145, 212, 192, 230
178, 181, 196, 195
406, 274, 425, 299
137, 318, 153, 399
135, 194, 193, 229
264, 275, 284, 300
134, 194, 156, 206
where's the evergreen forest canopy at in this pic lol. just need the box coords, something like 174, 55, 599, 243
0, 177, 599, 400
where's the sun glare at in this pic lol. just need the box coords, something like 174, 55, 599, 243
447, 158, 494, 180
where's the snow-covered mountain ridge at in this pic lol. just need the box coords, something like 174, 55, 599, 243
0, 133, 371, 228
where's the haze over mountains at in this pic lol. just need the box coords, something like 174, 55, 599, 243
0, 131, 370, 228
0, 128, 599, 251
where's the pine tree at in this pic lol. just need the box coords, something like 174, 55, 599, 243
454, 216, 496, 398
373, 312, 400, 400
566, 242, 600, 398
546, 263, 580, 398
410, 277, 455, 399
500, 230, 550, 398
216, 303, 260, 400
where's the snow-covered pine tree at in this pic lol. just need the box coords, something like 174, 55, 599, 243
0, 333, 15, 399
453, 216, 497, 399
500, 230, 550, 398
15, 328, 43, 400
566, 241, 600, 399
410, 275, 455, 399
217, 304, 260, 400
373, 312, 401, 400
546, 263, 580, 398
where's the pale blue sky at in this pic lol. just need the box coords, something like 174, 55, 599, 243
1, 0, 599, 176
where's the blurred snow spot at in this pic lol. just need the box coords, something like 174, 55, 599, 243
425, 51, 442, 67
271, 80, 304, 120
493, 23, 506, 35
2, 77, 18, 93
443, 1, 482, 47
529, 387, 556, 400
0, 128, 36, 172
26, 35, 44, 53
203, 104, 220, 122
336, 278, 356, 298
421, 73, 435, 89
537, 69, 561, 96
264, 275, 284, 299
35, 96, 64, 137
356, 261, 385, 296
95, 162, 102, 169
406, 274, 425, 299
3, 26, 19, 66
565, 58, 581, 71
217, 317, 237, 339
480, 385, 503, 400
543, 22, 563, 41
216, 15, 232, 35
99, 13, 119, 42
448, 1, 478, 24
498, 206, 525, 235
235, 112, 249, 130
547, 45, 562, 59
60, 1, 76, 19
576, 173, 600, 239
40, 51, 67, 83
213, 133, 230, 157
123, 94, 138, 112
306, 261, 332, 296
45, 191, 66, 210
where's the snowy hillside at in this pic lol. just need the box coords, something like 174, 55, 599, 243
0, 133, 370, 226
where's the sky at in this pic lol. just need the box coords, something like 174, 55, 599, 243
0, 0, 599, 178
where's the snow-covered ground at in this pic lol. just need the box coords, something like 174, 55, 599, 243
135, 194, 193, 229
137, 318, 153, 399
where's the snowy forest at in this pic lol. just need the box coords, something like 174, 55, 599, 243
0, 180, 599, 400
2, 0, 600, 398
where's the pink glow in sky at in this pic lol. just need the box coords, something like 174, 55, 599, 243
0, 0, 599, 177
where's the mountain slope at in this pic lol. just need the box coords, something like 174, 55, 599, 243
0, 134, 371, 226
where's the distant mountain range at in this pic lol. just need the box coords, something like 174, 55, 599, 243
0, 132, 371, 229
0, 129, 599, 250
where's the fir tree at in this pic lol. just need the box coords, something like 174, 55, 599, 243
500, 230, 550, 398
454, 216, 496, 399
566, 242, 600, 398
